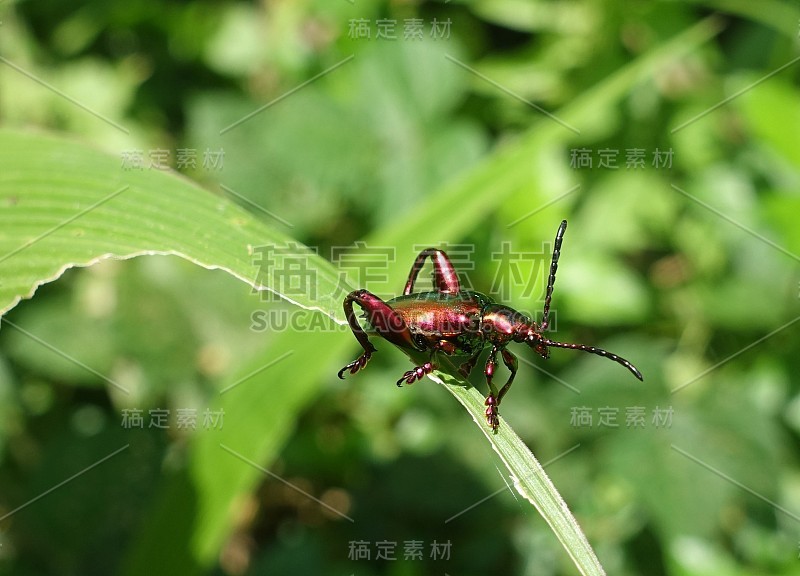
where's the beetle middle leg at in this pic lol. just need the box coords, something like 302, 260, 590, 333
458, 348, 483, 378
396, 340, 455, 386
396, 354, 435, 386
338, 289, 416, 379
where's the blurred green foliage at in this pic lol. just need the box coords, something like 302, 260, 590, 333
1, 0, 799, 575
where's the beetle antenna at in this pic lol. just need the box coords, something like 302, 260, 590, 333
541, 220, 567, 331
542, 338, 643, 381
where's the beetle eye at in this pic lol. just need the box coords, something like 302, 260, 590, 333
525, 333, 549, 358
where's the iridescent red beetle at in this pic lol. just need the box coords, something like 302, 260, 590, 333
338, 220, 643, 431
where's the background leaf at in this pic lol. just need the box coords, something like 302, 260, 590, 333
0, 130, 346, 322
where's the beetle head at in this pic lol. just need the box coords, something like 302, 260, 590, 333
523, 329, 551, 359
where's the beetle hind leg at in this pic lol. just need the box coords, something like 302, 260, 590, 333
338, 289, 416, 379
337, 290, 377, 379
403, 248, 461, 295
338, 351, 374, 379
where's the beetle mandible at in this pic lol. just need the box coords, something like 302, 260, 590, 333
337, 220, 643, 431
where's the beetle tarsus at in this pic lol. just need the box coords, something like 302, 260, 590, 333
396, 362, 434, 386
338, 352, 372, 379
485, 394, 500, 432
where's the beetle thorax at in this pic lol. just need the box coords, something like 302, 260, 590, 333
480, 304, 535, 345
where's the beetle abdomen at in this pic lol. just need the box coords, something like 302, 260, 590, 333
387, 291, 489, 338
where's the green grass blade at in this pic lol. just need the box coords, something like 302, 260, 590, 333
0, 130, 346, 322
432, 363, 605, 575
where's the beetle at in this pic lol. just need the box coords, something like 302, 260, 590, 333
337, 220, 643, 431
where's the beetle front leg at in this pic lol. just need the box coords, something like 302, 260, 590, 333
338, 289, 416, 379
483, 346, 501, 431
